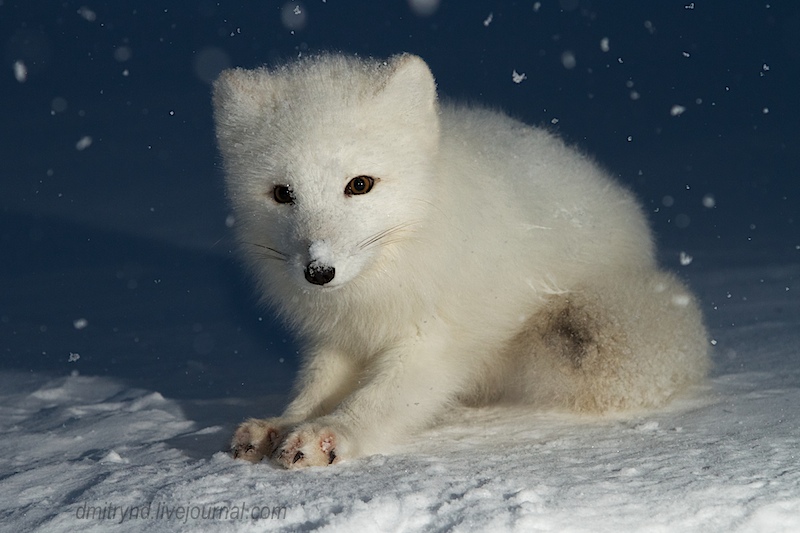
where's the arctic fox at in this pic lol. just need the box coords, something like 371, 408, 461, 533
212, 53, 709, 468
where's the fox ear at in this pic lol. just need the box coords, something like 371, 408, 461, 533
212, 68, 274, 131
378, 54, 437, 114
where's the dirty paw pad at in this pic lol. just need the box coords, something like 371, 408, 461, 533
277, 429, 339, 469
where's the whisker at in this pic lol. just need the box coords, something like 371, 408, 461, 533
249, 252, 287, 262
358, 221, 419, 251
359, 227, 396, 248
359, 225, 399, 249
243, 242, 288, 261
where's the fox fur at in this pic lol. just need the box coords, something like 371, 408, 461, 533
212, 53, 710, 468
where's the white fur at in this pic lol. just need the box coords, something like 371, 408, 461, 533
213, 54, 710, 468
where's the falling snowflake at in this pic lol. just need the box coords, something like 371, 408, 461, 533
670, 105, 686, 116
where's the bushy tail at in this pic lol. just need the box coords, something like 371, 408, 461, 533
514, 268, 711, 412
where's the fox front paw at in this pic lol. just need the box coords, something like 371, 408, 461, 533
275, 424, 346, 469
230, 417, 288, 463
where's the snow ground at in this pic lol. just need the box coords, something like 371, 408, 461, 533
1, 237, 798, 532
2, 3, 797, 531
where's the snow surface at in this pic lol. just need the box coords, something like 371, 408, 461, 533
1, 5, 797, 530
2, 250, 798, 532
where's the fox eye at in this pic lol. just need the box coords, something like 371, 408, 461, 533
273, 184, 295, 204
345, 175, 376, 196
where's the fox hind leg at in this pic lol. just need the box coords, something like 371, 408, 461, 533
515, 269, 710, 412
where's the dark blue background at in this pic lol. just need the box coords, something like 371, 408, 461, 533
1, 1, 797, 401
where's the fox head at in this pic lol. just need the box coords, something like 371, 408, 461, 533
213, 54, 440, 296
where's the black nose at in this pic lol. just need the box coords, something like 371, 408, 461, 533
304, 261, 335, 285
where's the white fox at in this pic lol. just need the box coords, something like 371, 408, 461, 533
212, 53, 710, 468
